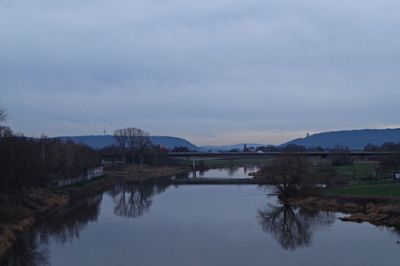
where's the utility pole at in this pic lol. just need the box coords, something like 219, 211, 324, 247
40, 135, 46, 169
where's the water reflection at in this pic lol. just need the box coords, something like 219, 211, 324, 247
3, 183, 400, 266
40, 195, 102, 244
1, 195, 102, 266
258, 203, 335, 250
2, 182, 169, 266
3, 232, 49, 266
111, 182, 169, 218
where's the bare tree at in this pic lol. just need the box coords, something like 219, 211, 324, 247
113, 127, 151, 164
0, 132, 99, 192
259, 153, 311, 200
0, 107, 7, 123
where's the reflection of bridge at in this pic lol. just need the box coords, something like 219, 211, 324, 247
168, 178, 264, 185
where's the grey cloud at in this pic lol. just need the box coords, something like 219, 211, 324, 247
1, 0, 400, 144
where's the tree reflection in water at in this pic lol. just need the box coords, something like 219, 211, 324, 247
1, 195, 102, 266
40, 195, 102, 244
258, 203, 335, 250
227, 165, 238, 177
2, 182, 170, 266
112, 181, 169, 218
2, 232, 50, 266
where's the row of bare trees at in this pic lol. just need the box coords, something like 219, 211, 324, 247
0, 130, 99, 192
0, 108, 99, 194
113, 127, 151, 165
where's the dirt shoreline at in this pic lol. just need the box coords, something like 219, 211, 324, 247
0, 166, 185, 261
0, 189, 69, 261
290, 194, 400, 228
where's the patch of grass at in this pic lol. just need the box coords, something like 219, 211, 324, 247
334, 162, 378, 179
326, 179, 400, 197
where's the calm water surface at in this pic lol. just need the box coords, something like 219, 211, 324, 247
4, 168, 400, 266
188, 166, 260, 179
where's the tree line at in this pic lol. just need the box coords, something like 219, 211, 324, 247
0, 127, 99, 192
0, 107, 180, 194
99, 127, 177, 167
365, 142, 400, 175
0, 108, 99, 194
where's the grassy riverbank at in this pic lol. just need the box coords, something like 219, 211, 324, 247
252, 175, 400, 228
326, 179, 400, 197
0, 189, 69, 260
0, 165, 185, 261
253, 158, 400, 228
105, 165, 186, 181
333, 161, 379, 179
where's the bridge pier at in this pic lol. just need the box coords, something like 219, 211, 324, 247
188, 158, 197, 178
192, 159, 197, 178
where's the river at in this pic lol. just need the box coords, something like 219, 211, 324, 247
188, 166, 260, 179
3, 168, 400, 266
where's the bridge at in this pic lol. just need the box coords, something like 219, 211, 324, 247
169, 151, 399, 158
169, 151, 399, 169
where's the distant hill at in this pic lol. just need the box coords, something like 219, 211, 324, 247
57, 128, 400, 152
200, 143, 265, 152
282, 128, 400, 149
57, 135, 200, 151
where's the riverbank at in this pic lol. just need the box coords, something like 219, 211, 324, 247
253, 161, 400, 228
105, 165, 186, 181
0, 189, 69, 260
167, 177, 265, 185
0, 165, 185, 261
290, 194, 400, 228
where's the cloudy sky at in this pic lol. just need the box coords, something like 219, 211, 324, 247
1, 0, 400, 145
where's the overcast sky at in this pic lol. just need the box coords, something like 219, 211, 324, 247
1, 0, 400, 145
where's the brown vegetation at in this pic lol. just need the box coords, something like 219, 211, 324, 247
105, 165, 186, 181
0, 189, 68, 259
290, 195, 400, 227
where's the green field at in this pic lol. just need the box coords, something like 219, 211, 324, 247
334, 162, 378, 179
326, 179, 400, 197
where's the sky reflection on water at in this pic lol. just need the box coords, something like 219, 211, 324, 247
3, 170, 400, 266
